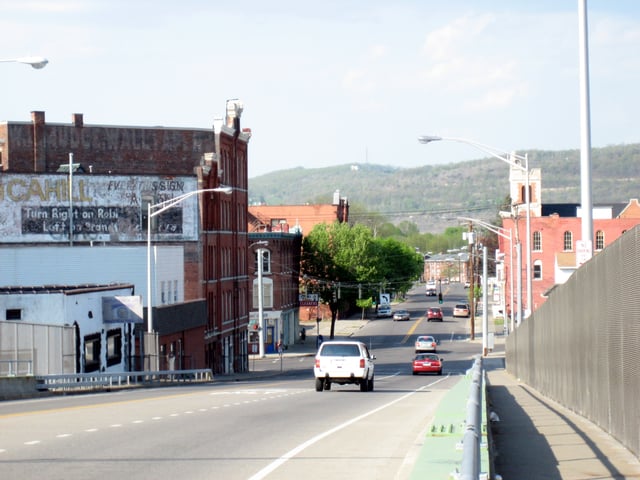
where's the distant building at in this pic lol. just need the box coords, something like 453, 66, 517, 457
248, 189, 349, 236
0, 283, 138, 375
0, 103, 250, 374
499, 162, 640, 315
247, 191, 349, 328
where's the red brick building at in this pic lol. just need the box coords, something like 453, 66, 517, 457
248, 192, 350, 329
0, 102, 250, 374
498, 162, 640, 316
248, 189, 349, 236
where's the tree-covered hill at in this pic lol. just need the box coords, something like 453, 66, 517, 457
249, 144, 640, 233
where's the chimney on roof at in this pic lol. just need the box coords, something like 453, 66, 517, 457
225, 99, 244, 130
72, 113, 83, 127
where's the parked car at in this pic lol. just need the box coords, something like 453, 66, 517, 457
412, 353, 443, 375
427, 307, 443, 322
415, 335, 438, 353
313, 340, 375, 392
453, 304, 470, 318
393, 309, 411, 321
464, 281, 470, 288
377, 305, 392, 318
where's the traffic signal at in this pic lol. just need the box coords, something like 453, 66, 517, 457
438, 293, 443, 304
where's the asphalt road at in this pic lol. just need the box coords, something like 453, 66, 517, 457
0, 284, 482, 480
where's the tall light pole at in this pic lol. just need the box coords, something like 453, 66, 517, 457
146, 186, 232, 335
578, 0, 594, 261
458, 217, 515, 333
249, 241, 269, 358
0, 56, 49, 69
419, 135, 533, 316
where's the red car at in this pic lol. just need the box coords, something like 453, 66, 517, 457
427, 307, 443, 322
412, 353, 443, 375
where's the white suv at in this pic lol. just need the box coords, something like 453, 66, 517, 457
313, 340, 376, 392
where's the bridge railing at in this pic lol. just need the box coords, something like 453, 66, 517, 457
35, 369, 213, 392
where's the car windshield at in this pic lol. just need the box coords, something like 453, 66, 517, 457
415, 354, 438, 361
417, 336, 434, 342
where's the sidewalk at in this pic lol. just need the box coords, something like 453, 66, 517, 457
485, 340, 640, 479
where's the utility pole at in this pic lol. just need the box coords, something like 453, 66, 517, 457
467, 222, 475, 340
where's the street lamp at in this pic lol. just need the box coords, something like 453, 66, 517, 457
419, 135, 533, 317
250, 241, 269, 358
146, 186, 232, 336
0, 56, 49, 69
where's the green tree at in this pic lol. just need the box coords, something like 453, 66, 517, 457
301, 222, 423, 338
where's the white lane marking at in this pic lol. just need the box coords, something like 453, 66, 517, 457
86, 428, 98, 432
152, 417, 162, 420
132, 420, 144, 424
56, 433, 72, 438
110, 424, 122, 428
0, 449, 6, 453
24, 440, 41, 445
248, 378, 449, 480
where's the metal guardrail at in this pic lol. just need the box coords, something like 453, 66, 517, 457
0, 359, 34, 377
35, 369, 213, 392
459, 356, 485, 479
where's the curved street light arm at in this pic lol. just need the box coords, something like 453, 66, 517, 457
457, 216, 512, 241
0, 56, 49, 69
149, 186, 232, 217
418, 135, 527, 171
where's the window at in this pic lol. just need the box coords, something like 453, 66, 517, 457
106, 329, 122, 367
533, 261, 542, 280
595, 230, 605, 250
253, 277, 273, 308
160, 281, 166, 304
173, 280, 178, 302
6, 309, 21, 320
255, 249, 271, 274
532, 231, 542, 251
563, 231, 573, 251
519, 184, 533, 204
84, 333, 101, 373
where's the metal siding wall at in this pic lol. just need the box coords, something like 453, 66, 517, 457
506, 225, 640, 457
0, 321, 74, 375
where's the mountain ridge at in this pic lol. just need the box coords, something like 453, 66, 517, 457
248, 144, 640, 232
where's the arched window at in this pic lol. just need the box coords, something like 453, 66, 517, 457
595, 230, 605, 250
532, 231, 542, 251
519, 184, 533, 204
563, 231, 573, 251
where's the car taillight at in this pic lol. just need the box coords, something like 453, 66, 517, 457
315, 359, 320, 368
359, 358, 365, 368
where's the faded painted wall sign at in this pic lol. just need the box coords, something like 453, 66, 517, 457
0, 174, 198, 243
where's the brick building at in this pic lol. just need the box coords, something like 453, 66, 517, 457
0, 102, 250, 374
247, 191, 349, 330
248, 189, 349, 236
498, 162, 640, 316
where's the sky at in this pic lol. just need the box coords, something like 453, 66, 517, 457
2, 0, 640, 179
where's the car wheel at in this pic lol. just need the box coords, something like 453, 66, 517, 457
315, 378, 324, 392
438, 370, 442, 375
368, 376, 374, 391
412, 371, 417, 375
360, 380, 368, 392
324, 381, 331, 391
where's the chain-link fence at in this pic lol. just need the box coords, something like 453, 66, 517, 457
506, 224, 640, 457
